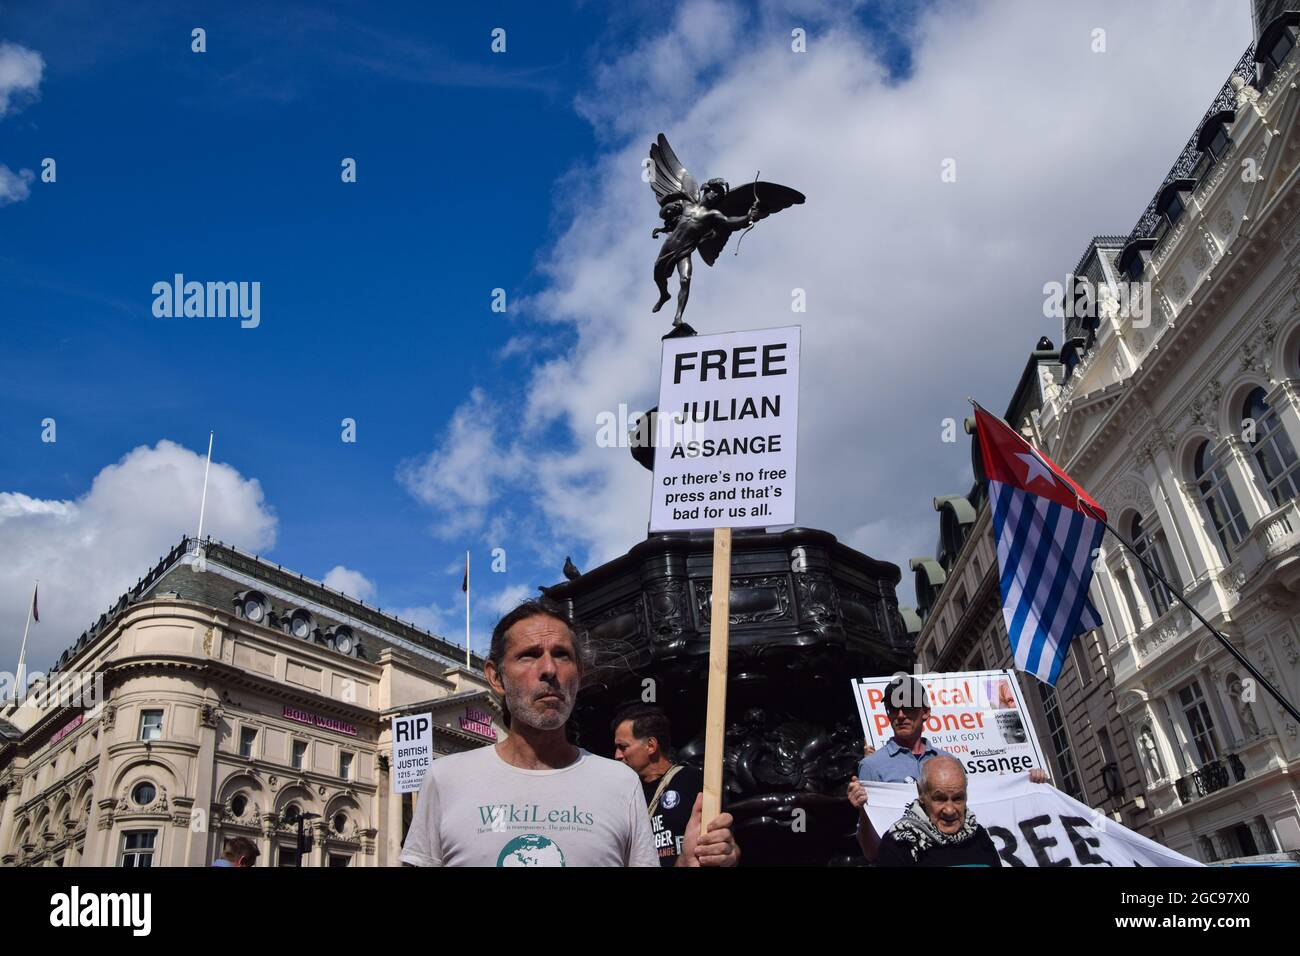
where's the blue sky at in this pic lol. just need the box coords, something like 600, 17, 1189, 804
0, 1, 1251, 668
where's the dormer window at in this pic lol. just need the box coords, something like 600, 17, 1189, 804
1118, 238, 1157, 284
1192, 111, 1235, 182
1154, 179, 1196, 242
1256, 13, 1299, 81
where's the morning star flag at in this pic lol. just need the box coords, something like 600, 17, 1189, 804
974, 406, 1105, 685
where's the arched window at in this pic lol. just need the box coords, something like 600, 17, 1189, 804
1130, 512, 1180, 618
1242, 387, 1300, 507
1194, 441, 1248, 557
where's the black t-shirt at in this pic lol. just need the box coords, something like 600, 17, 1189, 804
874, 825, 1001, 867
641, 765, 702, 867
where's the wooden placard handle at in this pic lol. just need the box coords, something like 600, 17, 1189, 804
702, 526, 731, 829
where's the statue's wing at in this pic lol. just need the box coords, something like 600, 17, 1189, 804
649, 134, 699, 204
698, 182, 806, 266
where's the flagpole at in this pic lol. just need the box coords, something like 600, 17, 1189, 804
14, 580, 36, 704
194, 430, 214, 552
464, 550, 471, 669
1078, 500, 1300, 724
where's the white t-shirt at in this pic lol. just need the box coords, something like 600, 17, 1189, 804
400, 745, 660, 867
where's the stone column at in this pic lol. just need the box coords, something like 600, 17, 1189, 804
1264, 380, 1300, 458
0, 775, 21, 862
1163, 691, 1195, 775
183, 702, 221, 866
1117, 553, 1154, 631
1090, 562, 1129, 651
1143, 457, 1198, 587
386, 776, 403, 866
1217, 435, 1272, 526
1149, 443, 1219, 582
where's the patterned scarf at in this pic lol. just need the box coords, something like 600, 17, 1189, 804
885, 799, 980, 863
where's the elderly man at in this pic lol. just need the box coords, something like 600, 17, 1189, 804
401, 599, 738, 867
874, 755, 1001, 866
847, 675, 1048, 861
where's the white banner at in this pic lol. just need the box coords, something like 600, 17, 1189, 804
649, 325, 799, 532
864, 774, 1201, 867
392, 712, 434, 795
851, 670, 1047, 778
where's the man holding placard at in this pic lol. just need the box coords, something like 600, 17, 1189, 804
401, 599, 738, 867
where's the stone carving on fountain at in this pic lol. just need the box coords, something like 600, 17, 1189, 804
546, 526, 912, 865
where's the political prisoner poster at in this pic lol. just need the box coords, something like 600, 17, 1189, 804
851, 670, 1048, 777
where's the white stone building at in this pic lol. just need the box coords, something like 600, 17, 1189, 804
0, 537, 503, 867
1035, 14, 1300, 862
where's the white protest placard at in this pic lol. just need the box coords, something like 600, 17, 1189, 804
649, 325, 800, 532
392, 712, 433, 795
851, 670, 1047, 777
864, 775, 1201, 866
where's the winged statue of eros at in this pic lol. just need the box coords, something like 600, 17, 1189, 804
647, 133, 805, 328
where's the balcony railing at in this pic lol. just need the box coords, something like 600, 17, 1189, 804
1235, 497, 1300, 581
1174, 753, 1247, 804
1121, 44, 1257, 249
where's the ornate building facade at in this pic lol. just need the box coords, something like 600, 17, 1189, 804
0, 537, 502, 867
1039, 19, 1300, 862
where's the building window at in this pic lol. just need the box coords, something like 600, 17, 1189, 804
339, 751, 353, 780
278, 846, 299, 868
1038, 684, 1084, 801
1072, 637, 1093, 685
328, 854, 350, 868
239, 727, 257, 759
231, 793, 248, 817
120, 830, 157, 868
1162, 192, 1184, 230
138, 709, 163, 742
1096, 728, 1123, 799
1178, 680, 1219, 766
333, 812, 349, 835
131, 781, 157, 806
1130, 512, 1180, 617
1264, 27, 1295, 70
291, 740, 308, 770
1205, 124, 1230, 162
1243, 387, 1300, 507
1194, 441, 1249, 557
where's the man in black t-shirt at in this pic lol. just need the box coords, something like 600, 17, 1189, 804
611, 704, 735, 867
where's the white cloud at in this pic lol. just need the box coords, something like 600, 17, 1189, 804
396, 388, 525, 539
405, 1, 1251, 599
322, 565, 376, 601
0, 41, 44, 117
0, 441, 277, 670
485, 583, 531, 617
0, 164, 34, 205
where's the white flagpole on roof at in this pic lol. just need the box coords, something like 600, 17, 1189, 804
14, 580, 37, 704
465, 551, 471, 669
194, 431, 214, 553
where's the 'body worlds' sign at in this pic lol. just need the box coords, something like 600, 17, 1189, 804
649, 326, 800, 532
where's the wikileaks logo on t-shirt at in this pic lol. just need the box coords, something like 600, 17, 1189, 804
497, 834, 567, 866
478, 803, 595, 829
